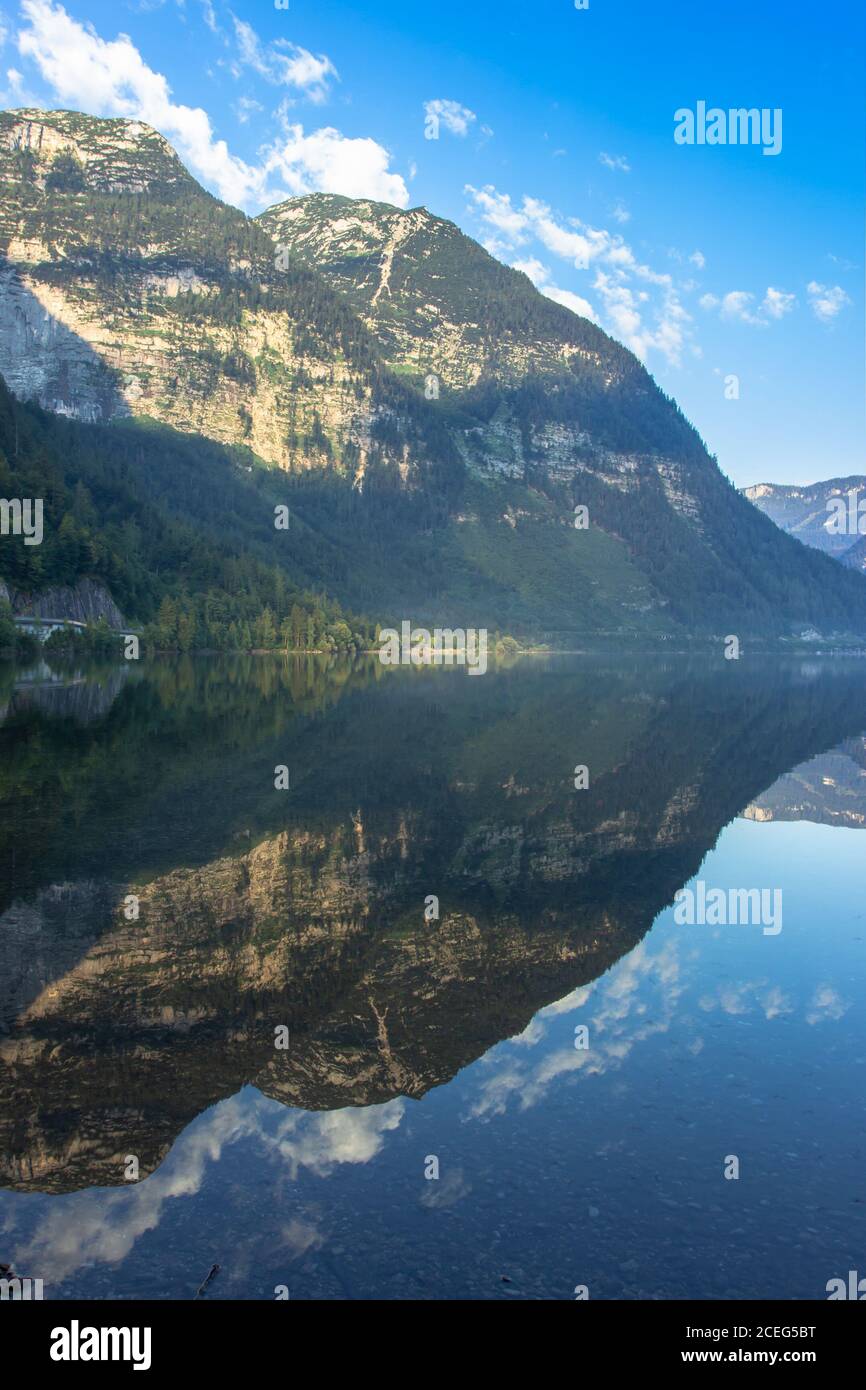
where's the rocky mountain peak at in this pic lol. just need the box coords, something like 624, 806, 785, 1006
3, 108, 866, 639
257, 188, 614, 392
263, 192, 436, 254
2, 108, 194, 194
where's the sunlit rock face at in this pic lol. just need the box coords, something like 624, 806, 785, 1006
0, 112, 416, 479
0, 114, 699, 502
4, 112, 866, 639
257, 194, 704, 512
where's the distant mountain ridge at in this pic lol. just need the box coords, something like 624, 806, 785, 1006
744, 477, 866, 572
2, 108, 866, 641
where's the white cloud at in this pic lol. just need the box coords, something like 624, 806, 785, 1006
466, 183, 691, 366
611, 201, 630, 225
15, 0, 408, 209
689, 249, 705, 269
807, 280, 850, 322
527, 205, 603, 267
468, 940, 685, 1119
0, 58, 41, 106
545, 285, 598, 320
199, 0, 219, 35
700, 979, 800, 1021
539, 984, 594, 1016
270, 1100, 405, 1178
424, 97, 476, 137
592, 268, 689, 365
17, 0, 267, 204
14, 1090, 257, 1283
12, 1089, 404, 1284
267, 120, 410, 205
465, 184, 530, 241
806, 983, 849, 1024
593, 277, 641, 341
511, 256, 597, 322
598, 150, 630, 172
233, 95, 262, 125
511, 256, 548, 284
762, 286, 796, 319
699, 286, 796, 326
419, 1167, 471, 1208
231, 16, 337, 104
762, 985, 793, 1020
467, 188, 640, 276
719, 290, 759, 323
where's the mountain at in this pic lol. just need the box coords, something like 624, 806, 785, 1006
3, 109, 866, 640
842, 533, 866, 573
257, 193, 635, 393
743, 478, 866, 571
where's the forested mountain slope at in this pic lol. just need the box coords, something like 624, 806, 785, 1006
2, 110, 866, 641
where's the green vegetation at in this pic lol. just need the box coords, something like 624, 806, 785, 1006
0, 597, 38, 658
0, 376, 376, 652
42, 618, 123, 658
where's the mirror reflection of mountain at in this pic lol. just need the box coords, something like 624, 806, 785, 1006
742, 735, 866, 829
1, 655, 865, 1193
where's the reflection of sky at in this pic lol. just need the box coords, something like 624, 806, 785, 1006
4, 1095, 406, 1284
2, 817, 864, 1300
469, 819, 860, 1120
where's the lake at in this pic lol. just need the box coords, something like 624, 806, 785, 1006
1, 653, 864, 1300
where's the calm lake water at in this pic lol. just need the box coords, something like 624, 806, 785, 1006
1, 653, 864, 1300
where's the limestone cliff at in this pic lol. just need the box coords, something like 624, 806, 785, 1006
4, 576, 125, 626
4, 109, 866, 637
0, 110, 441, 484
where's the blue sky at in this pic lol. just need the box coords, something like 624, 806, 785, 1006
1, 0, 862, 487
